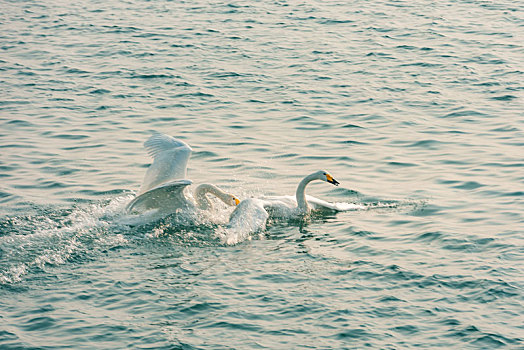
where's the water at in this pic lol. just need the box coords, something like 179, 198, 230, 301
1, 0, 522, 348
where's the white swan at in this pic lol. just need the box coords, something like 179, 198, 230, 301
126, 133, 239, 213
218, 170, 365, 245
260, 170, 342, 216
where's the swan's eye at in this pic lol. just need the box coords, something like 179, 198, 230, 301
323, 172, 327, 175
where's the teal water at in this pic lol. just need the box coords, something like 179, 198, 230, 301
1, 0, 523, 348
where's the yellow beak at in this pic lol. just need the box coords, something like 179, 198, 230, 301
326, 173, 340, 186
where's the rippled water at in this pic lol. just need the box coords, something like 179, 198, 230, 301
1, 0, 523, 348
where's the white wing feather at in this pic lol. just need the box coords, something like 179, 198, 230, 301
138, 133, 192, 195
144, 133, 191, 158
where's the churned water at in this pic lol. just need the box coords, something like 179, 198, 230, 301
1, 0, 523, 348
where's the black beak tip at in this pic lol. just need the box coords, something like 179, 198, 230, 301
331, 179, 340, 186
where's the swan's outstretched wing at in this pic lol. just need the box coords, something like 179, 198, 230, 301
139, 133, 192, 194
127, 179, 193, 213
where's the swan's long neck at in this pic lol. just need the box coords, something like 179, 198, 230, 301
194, 184, 230, 210
295, 173, 318, 213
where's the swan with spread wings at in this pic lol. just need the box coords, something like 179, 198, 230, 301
126, 133, 239, 213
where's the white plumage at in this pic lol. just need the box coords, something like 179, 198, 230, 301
127, 133, 238, 214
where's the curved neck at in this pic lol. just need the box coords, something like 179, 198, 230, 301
295, 173, 317, 213
194, 184, 229, 210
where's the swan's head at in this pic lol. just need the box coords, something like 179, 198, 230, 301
225, 194, 241, 206
195, 184, 240, 208
317, 170, 340, 186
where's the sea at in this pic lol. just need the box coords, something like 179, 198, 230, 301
1, 0, 522, 348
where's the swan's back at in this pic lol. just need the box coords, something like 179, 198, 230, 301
258, 195, 300, 217
138, 133, 192, 195
259, 195, 364, 216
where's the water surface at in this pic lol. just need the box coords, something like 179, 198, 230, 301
1, 0, 523, 348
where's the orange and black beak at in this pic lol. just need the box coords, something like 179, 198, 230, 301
326, 174, 340, 186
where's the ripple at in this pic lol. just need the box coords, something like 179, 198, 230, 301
491, 94, 518, 101
452, 181, 485, 190
0, 0, 522, 348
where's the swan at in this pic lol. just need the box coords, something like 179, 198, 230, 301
126, 133, 239, 213
218, 170, 366, 244
259, 170, 343, 216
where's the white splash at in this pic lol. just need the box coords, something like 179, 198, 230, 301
0, 195, 132, 285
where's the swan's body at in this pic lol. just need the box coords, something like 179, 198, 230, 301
260, 170, 341, 216
126, 133, 238, 213
259, 194, 364, 217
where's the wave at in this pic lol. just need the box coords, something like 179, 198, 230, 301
0, 196, 132, 285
